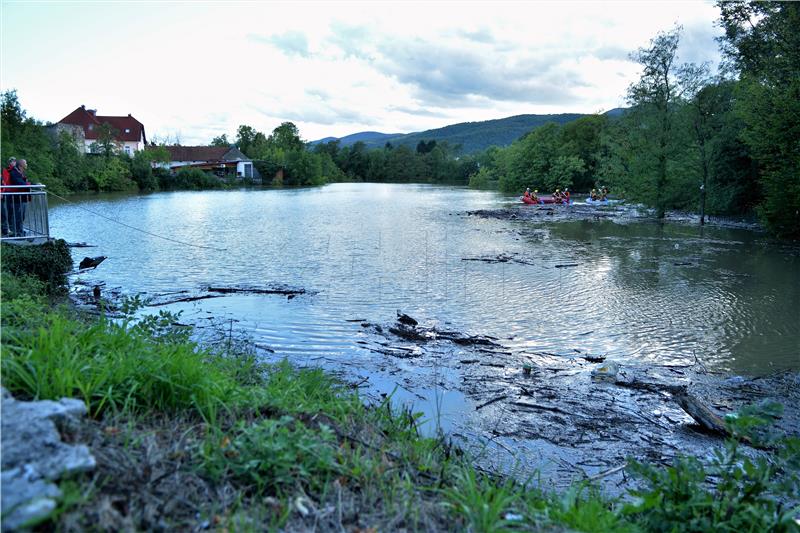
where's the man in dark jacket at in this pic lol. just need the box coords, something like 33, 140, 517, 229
7, 159, 29, 237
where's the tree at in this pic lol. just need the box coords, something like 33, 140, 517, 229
53, 130, 87, 193
210, 134, 230, 147
559, 115, 607, 192
235, 125, 268, 157
416, 140, 436, 154
679, 63, 713, 224
268, 122, 304, 152
717, 1, 800, 237
92, 123, 120, 157
626, 27, 685, 218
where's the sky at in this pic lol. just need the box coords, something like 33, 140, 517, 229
1, 1, 723, 145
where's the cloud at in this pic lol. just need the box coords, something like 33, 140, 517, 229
594, 45, 631, 61
327, 22, 374, 60
250, 31, 310, 57
257, 104, 372, 126
372, 38, 587, 107
677, 20, 723, 67
386, 105, 450, 118
452, 27, 495, 45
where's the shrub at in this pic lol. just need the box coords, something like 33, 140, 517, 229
0, 239, 72, 293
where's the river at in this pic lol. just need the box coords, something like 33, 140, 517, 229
51, 183, 800, 487
51, 182, 799, 374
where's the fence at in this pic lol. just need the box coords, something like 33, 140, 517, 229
1, 185, 50, 243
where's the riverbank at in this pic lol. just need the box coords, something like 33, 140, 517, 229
2, 246, 799, 531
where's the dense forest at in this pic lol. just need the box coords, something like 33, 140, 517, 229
309, 112, 593, 154
1, 2, 797, 236
471, 2, 799, 236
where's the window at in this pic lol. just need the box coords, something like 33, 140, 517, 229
124, 128, 131, 133
124, 146, 131, 155
88, 124, 93, 131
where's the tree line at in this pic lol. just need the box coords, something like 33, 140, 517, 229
471, 2, 799, 237
1, 2, 796, 236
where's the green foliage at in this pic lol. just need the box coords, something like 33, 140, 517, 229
160, 167, 224, 190
91, 123, 120, 156
625, 401, 800, 532
0, 239, 72, 292
1, 90, 57, 190
717, 1, 800, 237
444, 468, 520, 532
547, 485, 632, 533
86, 155, 137, 191
268, 122, 305, 152
469, 167, 498, 190
625, 27, 688, 218
0, 308, 240, 419
284, 148, 323, 186
210, 133, 230, 147
130, 148, 162, 190
202, 415, 339, 496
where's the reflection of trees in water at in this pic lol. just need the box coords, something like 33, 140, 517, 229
542, 220, 799, 372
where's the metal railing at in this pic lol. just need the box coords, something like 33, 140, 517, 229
1, 185, 50, 243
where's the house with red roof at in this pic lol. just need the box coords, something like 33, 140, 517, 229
56, 105, 147, 155
150, 145, 255, 179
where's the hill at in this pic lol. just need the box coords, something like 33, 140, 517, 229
309, 111, 624, 154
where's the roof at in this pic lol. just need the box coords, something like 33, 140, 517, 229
58, 105, 146, 144
152, 145, 251, 163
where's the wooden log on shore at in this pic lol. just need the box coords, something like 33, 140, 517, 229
673, 390, 728, 434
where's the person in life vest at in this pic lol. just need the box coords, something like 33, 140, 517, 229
564, 188, 571, 204
600, 186, 608, 201
523, 187, 532, 200
532, 189, 539, 203
1, 157, 17, 236
553, 188, 564, 203
590, 188, 598, 201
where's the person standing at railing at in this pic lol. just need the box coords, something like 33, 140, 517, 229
7, 159, 30, 237
1, 157, 17, 237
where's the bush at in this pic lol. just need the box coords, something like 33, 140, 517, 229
0, 239, 72, 293
159, 167, 224, 190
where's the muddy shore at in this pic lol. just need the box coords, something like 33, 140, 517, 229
69, 279, 800, 498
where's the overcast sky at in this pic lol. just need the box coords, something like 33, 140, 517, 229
2, 1, 723, 145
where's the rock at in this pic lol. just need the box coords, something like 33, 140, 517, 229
1, 388, 95, 531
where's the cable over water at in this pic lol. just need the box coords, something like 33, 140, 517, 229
48, 191, 227, 252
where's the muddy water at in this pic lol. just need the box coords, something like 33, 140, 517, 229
52, 184, 799, 488
51, 183, 799, 374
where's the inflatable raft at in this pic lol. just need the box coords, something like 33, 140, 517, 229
522, 195, 570, 205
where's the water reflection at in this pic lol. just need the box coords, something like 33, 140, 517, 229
50, 184, 799, 376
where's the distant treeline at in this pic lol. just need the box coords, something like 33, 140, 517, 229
1, 2, 796, 236
472, 2, 799, 237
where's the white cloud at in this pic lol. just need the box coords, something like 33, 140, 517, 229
1, 1, 722, 144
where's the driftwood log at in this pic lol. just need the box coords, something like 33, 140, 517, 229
673, 390, 728, 434
614, 380, 729, 435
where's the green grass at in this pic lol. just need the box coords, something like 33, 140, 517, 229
1, 271, 797, 532
1, 310, 241, 419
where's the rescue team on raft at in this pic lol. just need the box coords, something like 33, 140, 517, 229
521, 185, 607, 205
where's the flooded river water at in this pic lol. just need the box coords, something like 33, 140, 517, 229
51, 183, 799, 488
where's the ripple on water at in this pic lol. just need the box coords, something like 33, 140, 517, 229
50, 184, 800, 375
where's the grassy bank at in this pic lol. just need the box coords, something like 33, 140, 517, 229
1, 262, 798, 530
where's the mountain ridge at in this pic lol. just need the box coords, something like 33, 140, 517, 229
309, 108, 626, 154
